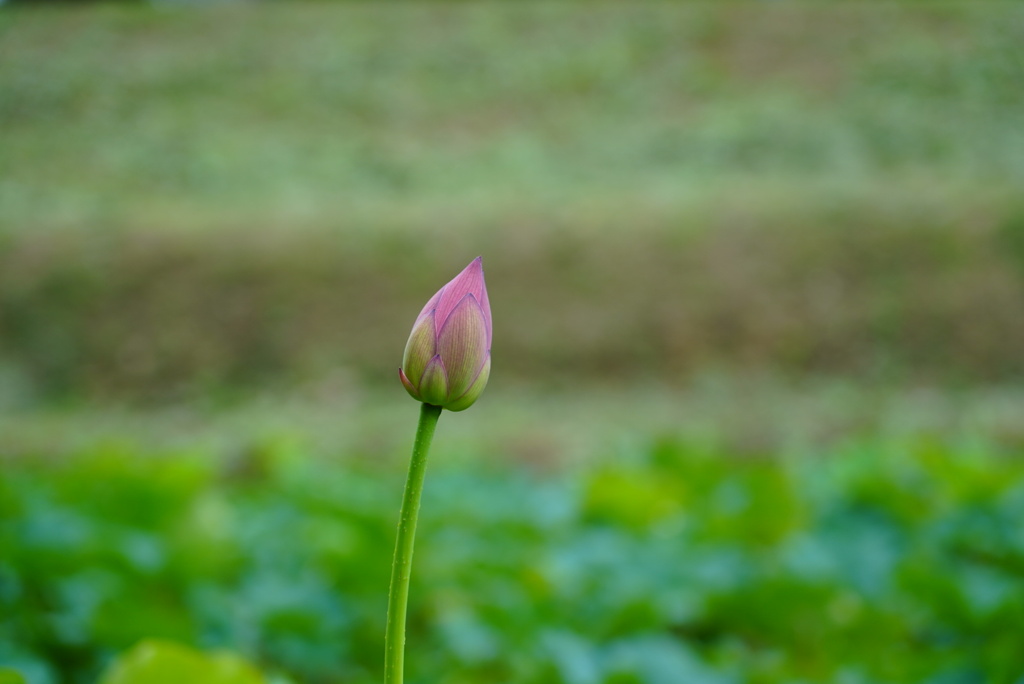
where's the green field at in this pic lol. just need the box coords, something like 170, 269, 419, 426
2, 3, 1024, 401
4, 381, 1024, 684
2, 3, 1024, 684
3, 3, 1023, 224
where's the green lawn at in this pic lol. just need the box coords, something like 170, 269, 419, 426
2, 3, 1023, 228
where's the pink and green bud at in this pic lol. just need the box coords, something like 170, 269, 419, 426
399, 257, 492, 412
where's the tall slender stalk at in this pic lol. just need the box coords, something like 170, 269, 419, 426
384, 402, 442, 684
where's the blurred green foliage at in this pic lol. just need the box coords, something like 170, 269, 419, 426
1, 4, 1024, 402
0, 669, 27, 684
99, 641, 264, 684
3, 432, 1024, 684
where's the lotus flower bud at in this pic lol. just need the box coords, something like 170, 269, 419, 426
399, 257, 492, 412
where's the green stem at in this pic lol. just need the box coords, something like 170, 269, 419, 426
384, 402, 442, 684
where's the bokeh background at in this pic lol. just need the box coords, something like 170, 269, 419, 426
2, 3, 1024, 684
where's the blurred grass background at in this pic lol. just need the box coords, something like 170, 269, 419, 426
2, 3, 1024, 684
2, 2, 1024, 402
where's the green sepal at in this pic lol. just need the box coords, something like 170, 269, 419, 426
417, 355, 450, 406
444, 354, 490, 412
402, 314, 436, 388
